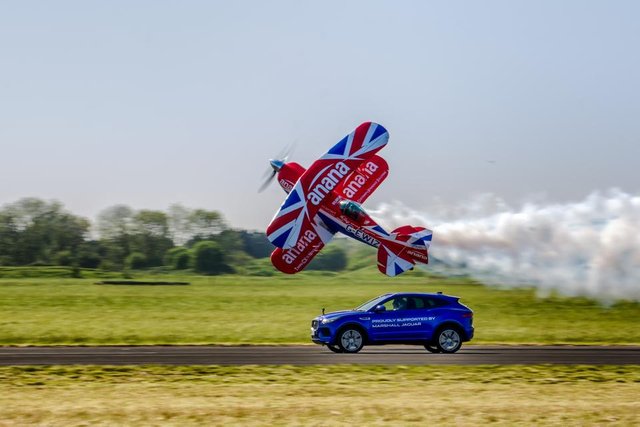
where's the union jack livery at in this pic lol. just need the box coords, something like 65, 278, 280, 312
262, 122, 432, 277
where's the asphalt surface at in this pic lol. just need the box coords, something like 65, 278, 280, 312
0, 345, 638, 365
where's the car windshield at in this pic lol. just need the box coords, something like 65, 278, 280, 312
354, 294, 391, 312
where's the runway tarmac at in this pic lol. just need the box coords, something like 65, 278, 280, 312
1, 345, 638, 365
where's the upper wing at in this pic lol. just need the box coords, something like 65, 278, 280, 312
267, 122, 389, 249
333, 155, 389, 204
270, 215, 335, 274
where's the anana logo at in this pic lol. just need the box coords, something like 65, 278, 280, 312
279, 179, 294, 193
342, 160, 379, 199
283, 229, 318, 264
307, 162, 350, 205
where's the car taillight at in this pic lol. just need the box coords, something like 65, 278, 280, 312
462, 313, 473, 318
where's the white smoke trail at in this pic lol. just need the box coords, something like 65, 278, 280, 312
370, 190, 640, 302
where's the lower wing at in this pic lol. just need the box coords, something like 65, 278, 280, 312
270, 216, 335, 274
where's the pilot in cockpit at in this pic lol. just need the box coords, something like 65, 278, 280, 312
339, 200, 365, 222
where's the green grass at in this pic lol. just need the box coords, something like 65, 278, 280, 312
0, 268, 639, 345
0, 266, 121, 279
1, 365, 639, 425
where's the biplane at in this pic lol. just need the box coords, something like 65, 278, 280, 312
261, 122, 432, 277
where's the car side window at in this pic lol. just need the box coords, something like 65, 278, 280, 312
384, 297, 408, 311
405, 297, 419, 310
409, 297, 425, 309
418, 297, 447, 308
379, 296, 447, 311
380, 299, 396, 311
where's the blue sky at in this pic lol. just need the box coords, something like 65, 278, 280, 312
1, 1, 638, 229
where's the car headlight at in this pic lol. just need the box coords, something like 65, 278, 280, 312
321, 317, 338, 324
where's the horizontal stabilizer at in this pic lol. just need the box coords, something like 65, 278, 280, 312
377, 226, 431, 277
377, 243, 415, 277
391, 225, 433, 249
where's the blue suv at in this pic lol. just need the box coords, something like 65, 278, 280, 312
311, 292, 474, 353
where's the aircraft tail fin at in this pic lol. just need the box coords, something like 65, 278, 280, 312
376, 226, 431, 277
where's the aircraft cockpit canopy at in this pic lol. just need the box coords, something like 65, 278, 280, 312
339, 200, 366, 221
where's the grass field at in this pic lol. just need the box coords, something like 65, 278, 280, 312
1, 365, 639, 426
1, 269, 639, 426
1, 268, 639, 345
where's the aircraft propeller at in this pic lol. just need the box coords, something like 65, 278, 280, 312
258, 143, 295, 192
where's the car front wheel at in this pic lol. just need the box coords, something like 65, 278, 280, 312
337, 328, 364, 353
436, 327, 462, 353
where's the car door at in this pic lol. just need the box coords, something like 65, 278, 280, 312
407, 296, 451, 341
369, 296, 423, 341
369, 297, 402, 341
392, 296, 433, 340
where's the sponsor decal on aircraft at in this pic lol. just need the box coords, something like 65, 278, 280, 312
342, 160, 379, 199
282, 229, 319, 265
307, 162, 351, 205
345, 224, 380, 247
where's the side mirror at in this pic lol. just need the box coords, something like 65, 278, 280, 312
373, 304, 386, 313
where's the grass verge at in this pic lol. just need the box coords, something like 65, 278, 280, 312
1, 270, 639, 345
1, 365, 639, 426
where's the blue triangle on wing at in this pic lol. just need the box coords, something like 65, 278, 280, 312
394, 263, 404, 276
369, 123, 388, 143
272, 227, 292, 248
281, 189, 301, 210
328, 136, 348, 156
373, 225, 389, 236
318, 212, 340, 233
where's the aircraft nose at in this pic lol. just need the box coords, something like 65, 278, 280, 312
270, 159, 285, 172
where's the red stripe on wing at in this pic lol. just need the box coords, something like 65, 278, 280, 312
349, 122, 371, 156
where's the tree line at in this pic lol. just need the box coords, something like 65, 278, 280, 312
0, 198, 347, 274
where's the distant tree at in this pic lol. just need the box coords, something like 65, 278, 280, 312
190, 241, 230, 274
214, 229, 244, 252
164, 247, 190, 270
0, 211, 18, 265
97, 205, 135, 268
99, 259, 117, 271
97, 206, 174, 268
125, 252, 147, 270
0, 198, 89, 265
0, 198, 261, 274
238, 230, 273, 258
76, 240, 104, 269
55, 250, 73, 266
308, 245, 348, 271
97, 205, 135, 240
130, 210, 173, 267
188, 209, 226, 242
167, 204, 193, 246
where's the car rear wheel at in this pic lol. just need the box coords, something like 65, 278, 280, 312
337, 328, 364, 353
436, 327, 462, 353
327, 344, 343, 353
424, 344, 440, 353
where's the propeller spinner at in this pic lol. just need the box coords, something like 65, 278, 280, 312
258, 144, 295, 193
